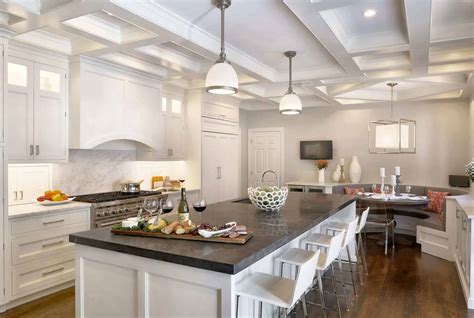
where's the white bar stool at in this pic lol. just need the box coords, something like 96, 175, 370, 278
305, 217, 359, 310
303, 231, 346, 318
326, 208, 370, 275
235, 248, 320, 318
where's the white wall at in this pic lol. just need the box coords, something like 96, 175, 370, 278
242, 100, 470, 188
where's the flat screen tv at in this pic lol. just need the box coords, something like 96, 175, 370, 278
300, 140, 333, 160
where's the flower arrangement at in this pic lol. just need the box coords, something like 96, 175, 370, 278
466, 161, 474, 181
315, 160, 328, 170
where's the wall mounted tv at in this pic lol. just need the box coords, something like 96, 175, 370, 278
300, 140, 333, 160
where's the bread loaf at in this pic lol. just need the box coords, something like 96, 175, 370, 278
161, 221, 179, 235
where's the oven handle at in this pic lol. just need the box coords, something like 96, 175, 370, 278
98, 220, 123, 227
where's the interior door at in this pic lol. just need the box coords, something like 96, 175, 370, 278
248, 128, 283, 187
34, 63, 66, 160
7, 57, 34, 160
201, 132, 219, 204
217, 134, 239, 202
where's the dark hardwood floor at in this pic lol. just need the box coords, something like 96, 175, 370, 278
0, 239, 471, 318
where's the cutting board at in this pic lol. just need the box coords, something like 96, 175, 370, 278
111, 229, 253, 245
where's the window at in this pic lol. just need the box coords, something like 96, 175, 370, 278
8, 63, 27, 87
39, 70, 60, 92
171, 99, 181, 114
162, 97, 167, 112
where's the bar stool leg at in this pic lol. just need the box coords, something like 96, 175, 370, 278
358, 233, 369, 275
301, 294, 308, 317
258, 301, 263, 318
235, 295, 240, 318
316, 271, 327, 318
330, 264, 342, 317
336, 257, 349, 309
392, 223, 395, 249
355, 237, 364, 285
385, 225, 388, 255
346, 246, 357, 297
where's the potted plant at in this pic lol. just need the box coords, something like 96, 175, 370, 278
466, 160, 474, 190
315, 160, 329, 183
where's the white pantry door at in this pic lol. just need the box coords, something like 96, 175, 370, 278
248, 128, 283, 187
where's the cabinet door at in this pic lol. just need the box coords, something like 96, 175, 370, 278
8, 166, 18, 206
0, 148, 4, 304
217, 134, 239, 202
17, 165, 51, 204
201, 132, 219, 204
0, 44, 4, 144
33, 63, 66, 160
167, 98, 185, 159
152, 97, 170, 159
7, 57, 34, 160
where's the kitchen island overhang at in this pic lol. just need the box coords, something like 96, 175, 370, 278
70, 193, 356, 317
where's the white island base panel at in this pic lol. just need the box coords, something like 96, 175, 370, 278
75, 202, 356, 318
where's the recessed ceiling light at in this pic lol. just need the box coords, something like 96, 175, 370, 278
363, 9, 376, 18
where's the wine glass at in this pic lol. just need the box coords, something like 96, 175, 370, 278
178, 176, 186, 187
139, 197, 159, 222
383, 185, 390, 194
371, 184, 378, 193
192, 199, 207, 225
161, 198, 174, 214
405, 185, 412, 195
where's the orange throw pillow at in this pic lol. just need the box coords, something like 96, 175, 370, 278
344, 187, 365, 195
424, 190, 450, 213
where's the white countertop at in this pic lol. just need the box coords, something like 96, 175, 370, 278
286, 181, 354, 187
9, 201, 91, 219
450, 193, 474, 219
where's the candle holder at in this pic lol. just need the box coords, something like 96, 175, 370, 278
339, 165, 345, 183
394, 175, 401, 196
380, 177, 385, 194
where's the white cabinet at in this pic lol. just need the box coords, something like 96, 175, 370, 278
69, 58, 162, 150
201, 132, 239, 204
202, 98, 239, 123
7, 57, 67, 161
8, 164, 51, 206
136, 93, 186, 161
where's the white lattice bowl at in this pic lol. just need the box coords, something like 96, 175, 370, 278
248, 186, 289, 212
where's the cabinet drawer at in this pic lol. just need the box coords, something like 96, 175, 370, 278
202, 117, 239, 135
12, 223, 88, 265
11, 208, 89, 236
12, 251, 75, 298
202, 101, 238, 122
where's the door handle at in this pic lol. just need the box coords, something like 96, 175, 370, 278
13, 191, 17, 201
19, 190, 23, 200
29, 145, 34, 156
217, 167, 222, 179
43, 219, 64, 225
42, 239, 64, 248
35, 145, 39, 156
42, 266, 64, 276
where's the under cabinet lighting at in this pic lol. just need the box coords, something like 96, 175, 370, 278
363, 9, 376, 18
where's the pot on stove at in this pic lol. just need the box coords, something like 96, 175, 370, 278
120, 180, 143, 193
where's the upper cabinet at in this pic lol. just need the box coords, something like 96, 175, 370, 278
69, 57, 163, 150
7, 45, 67, 162
136, 86, 186, 161
201, 97, 239, 123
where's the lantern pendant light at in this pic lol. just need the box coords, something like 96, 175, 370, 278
205, 0, 238, 95
279, 51, 302, 115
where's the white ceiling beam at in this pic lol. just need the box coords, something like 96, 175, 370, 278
404, 0, 432, 76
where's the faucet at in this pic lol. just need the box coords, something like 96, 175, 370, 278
261, 170, 280, 188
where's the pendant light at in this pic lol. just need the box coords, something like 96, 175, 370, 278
205, 0, 238, 95
279, 51, 302, 115
368, 82, 416, 153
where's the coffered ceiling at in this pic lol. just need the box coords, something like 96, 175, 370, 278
1, 0, 472, 111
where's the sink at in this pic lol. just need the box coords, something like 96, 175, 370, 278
232, 198, 252, 204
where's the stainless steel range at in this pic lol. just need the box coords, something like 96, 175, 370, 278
74, 191, 167, 228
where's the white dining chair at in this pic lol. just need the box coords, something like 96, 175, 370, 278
235, 248, 320, 318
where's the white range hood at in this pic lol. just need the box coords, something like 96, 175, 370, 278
69, 57, 165, 150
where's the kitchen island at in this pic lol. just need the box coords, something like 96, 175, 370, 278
69, 192, 356, 317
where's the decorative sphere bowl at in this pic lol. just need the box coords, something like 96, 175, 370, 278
248, 186, 289, 212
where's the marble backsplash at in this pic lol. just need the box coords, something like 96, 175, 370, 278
52, 150, 136, 195
52, 150, 192, 195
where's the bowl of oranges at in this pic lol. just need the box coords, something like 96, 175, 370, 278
37, 190, 74, 206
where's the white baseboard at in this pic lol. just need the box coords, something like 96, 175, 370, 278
416, 226, 452, 261
0, 281, 74, 313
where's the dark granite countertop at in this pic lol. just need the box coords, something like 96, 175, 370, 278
69, 192, 355, 274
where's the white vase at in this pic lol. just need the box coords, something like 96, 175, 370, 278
318, 169, 325, 183
349, 155, 362, 183
332, 164, 341, 182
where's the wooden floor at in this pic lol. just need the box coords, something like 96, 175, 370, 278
0, 239, 471, 318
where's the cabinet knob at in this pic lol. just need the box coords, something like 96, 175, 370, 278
36, 145, 39, 156
19, 190, 23, 200
30, 145, 34, 156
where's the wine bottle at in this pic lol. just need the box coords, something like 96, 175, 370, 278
178, 188, 189, 222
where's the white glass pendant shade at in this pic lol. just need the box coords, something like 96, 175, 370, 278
205, 61, 238, 95
279, 92, 302, 115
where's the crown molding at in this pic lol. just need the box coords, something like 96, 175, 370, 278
13, 29, 72, 54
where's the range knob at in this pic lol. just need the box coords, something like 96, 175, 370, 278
104, 211, 110, 216
111, 210, 118, 215
96, 212, 103, 217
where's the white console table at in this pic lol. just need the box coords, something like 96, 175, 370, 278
286, 181, 353, 194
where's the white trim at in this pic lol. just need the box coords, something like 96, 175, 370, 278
247, 127, 285, 188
